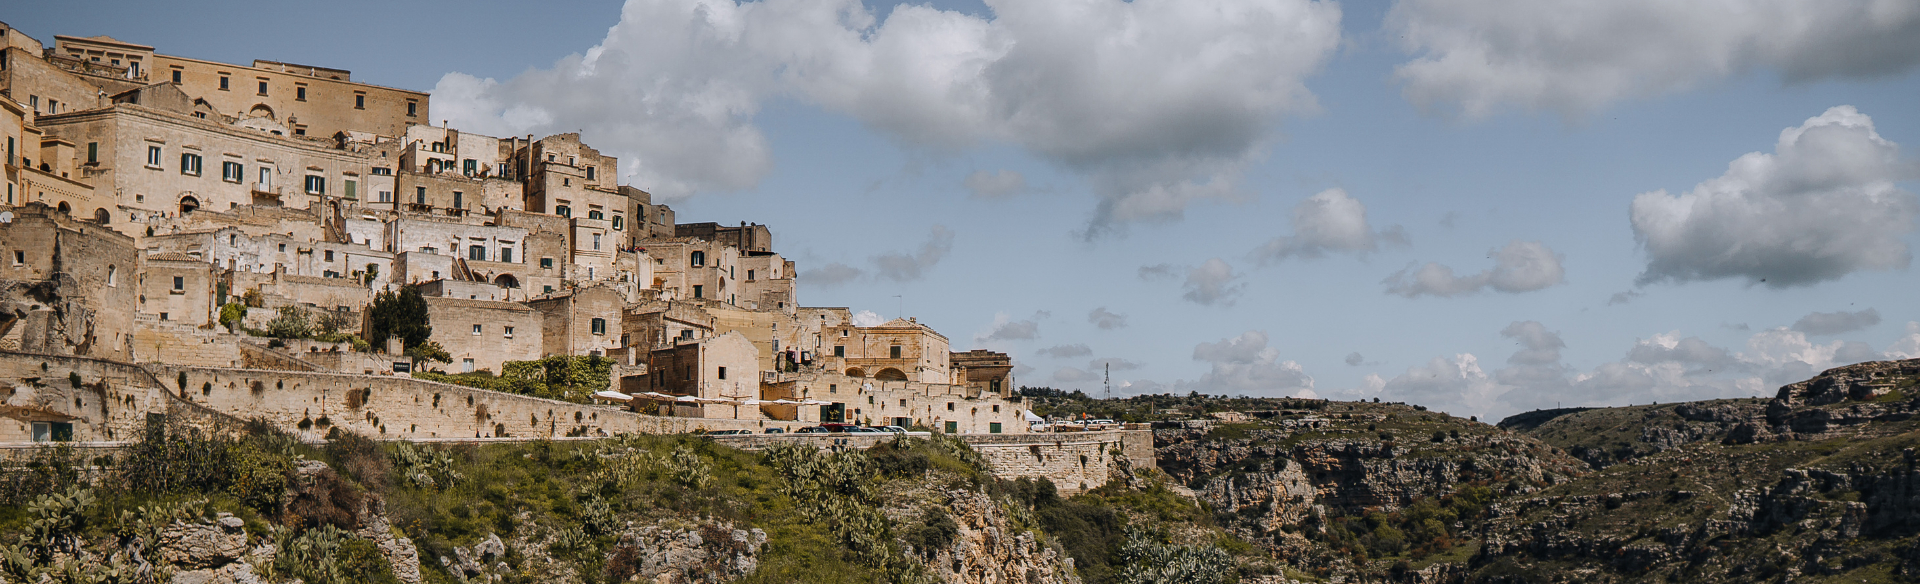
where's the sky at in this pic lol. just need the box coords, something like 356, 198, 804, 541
14, 0, 1920, 421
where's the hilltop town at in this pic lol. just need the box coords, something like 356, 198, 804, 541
0, 22, 1038, 441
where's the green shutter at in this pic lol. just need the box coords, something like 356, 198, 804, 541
345, 180, 357, 199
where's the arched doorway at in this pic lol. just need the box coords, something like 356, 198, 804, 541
56, 202, 71, 215
875, 368, 908, 381
93, 208, 110, 224
179, 196, 200, 214
845, 368, 866, 378
495, 274, 520, 288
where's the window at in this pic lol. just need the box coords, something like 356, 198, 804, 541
406, 101, 417, 116
692, 285, 703, 298
555, 205, 571, 218
468, 245, 485, 261
171, 70, 181, 83
159, 312, 169, 321
452, 191, 463, 209
592, 234, 601, 250
324, 250, 335, 262
747, 270, 755, 281
258, 80, 268, 95
180, 153, 202, 176
6, 137, 13, 166
87, 142, 97, 164
540, 257, 553, 269
463, 159, 476, 176
690, 251, 705, 266
890, 345, 902, 359
12, 251, 21, 265
172, 276, 184, 291
587, 209, 603, 220
946, 402, 955, 411
279, 244, 286, 252
355, 94, 365, 109
415, 186, 427, 205
563, 178, 569, 187
30, 421, 73, 443
830, 384, 838, 394
344, 179, 357, 200
504, 326, 515, 338
304, 175, 325, 194
543, 285, 554, 293
945, 421, 958, 434
834, 345, 845, 357
989, 422, 1002, 434
222, 161, 243, 182
146, 145, 162, 167
296, 86, 306, 101
219, 76, 229, 90
378, 191, 391, 202
107, 265, 117, 287
717, 366, 727, 380
500, 246, 514, 263
591, 318, 607, 335
259, 167, 271, 190
611, 215, 623, 230
371, 167, 392, 175
586, 166, 596, 180
472, 324, 482, 335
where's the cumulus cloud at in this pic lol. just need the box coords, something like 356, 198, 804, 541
1036, 343, 1092, 358
1885, 322, 1920, 359
438, 0, 1343, 230
977, 310, 1049, 343
1182, 259, 1246, 306
1251, 188, 1408, 263
963, 169, 1027, 198
1384, 240, 1565, 298
850, 310, 885, 327
1387, 0, 1920, 119
1792, 308, 1882, 335
1372, 354, 1504, 416
1345, 352, 1365, 366
1632, 106, 1918, 287
1087, 307, 1128, 330
1181, 331, 1315, 397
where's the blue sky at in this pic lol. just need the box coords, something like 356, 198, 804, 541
15, 0, 1920, 420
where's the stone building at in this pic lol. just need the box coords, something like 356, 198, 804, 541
951, 349, 1014, 398
423, 296, 541, 374
140, 48, 427, 139
0, 202, 138, 360
829, 317, 952, 384
136, 251, 216, 327
528, 284, 625, 358
631, 331, 760, 420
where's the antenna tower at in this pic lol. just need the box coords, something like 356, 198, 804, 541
1104, 363, 1111, 400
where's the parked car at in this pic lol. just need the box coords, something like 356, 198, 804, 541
704, 429, 751, 435
794, 426, 830, 434
879, 426, 909, 434
763, 428, 786, 434
846, 426, 885, 434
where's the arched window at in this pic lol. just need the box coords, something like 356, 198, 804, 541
93, 208, 110, 224
690, 251, 705, 267
587, 210, 603, 220
555, 205, 571, 218
57, 202, 71, 215
106, 265, 117, 287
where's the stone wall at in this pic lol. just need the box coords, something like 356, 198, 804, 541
0, 350, 233, 444
708, 429, 1156, 494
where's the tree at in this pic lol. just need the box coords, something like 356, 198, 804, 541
266, 306, 313, 339
404, 341, 451, 367
367, 285, 431, 352
219, 302, 248, 332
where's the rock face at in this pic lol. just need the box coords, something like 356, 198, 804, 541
157, 519, 250, 569
929, 489, 1081, 584
604, 524, 766, 584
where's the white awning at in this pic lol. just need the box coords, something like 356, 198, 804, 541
593, 391, 632, 402
1023, 410, 1044, 422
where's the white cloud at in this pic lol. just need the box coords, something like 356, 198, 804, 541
1632, 106, 1918, 287
1181, 331, 1314, 396
1036, 343, 1092, 358
1792, 308, 1881, 335
1087, 307, 1128, 330
1375, 354, 1504, 416
1181, 258, 1246, 306
963, 169, 1027, 198
1251, 188, 1408, 264
438, 0, 1343, 229
850, 310, 885, 327
1885, 322, 1920, 359
1384, 240, 1565, 298
1388, 0, 1920, 119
